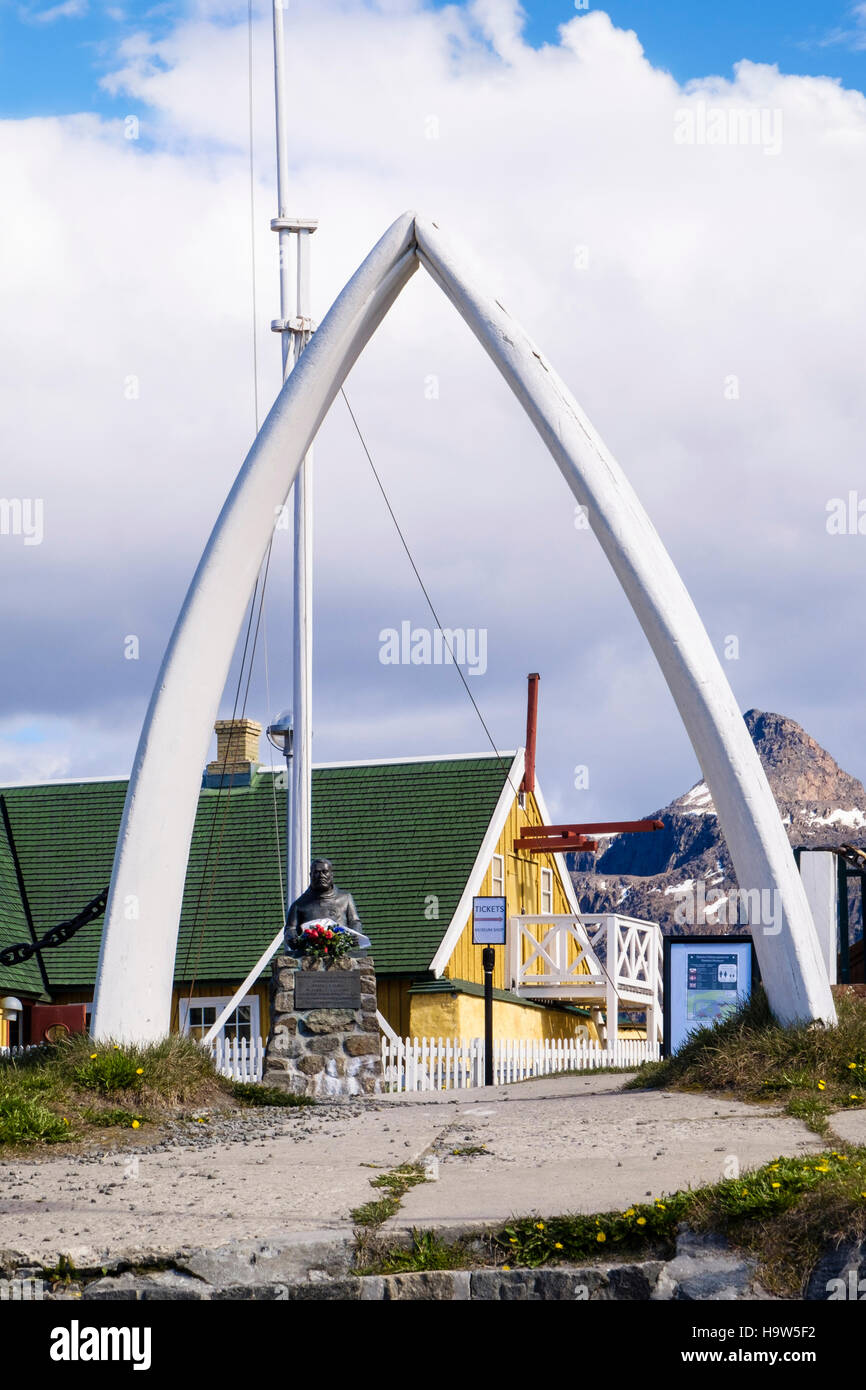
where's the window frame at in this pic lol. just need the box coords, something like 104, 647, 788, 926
177, 994, 260, 1043
491, 852, 505, 897
540, 866, 554, 915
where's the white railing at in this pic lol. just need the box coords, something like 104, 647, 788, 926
0, 1045, 39, 1059
381, 1034, 661, 1093
510, 913, 663, 1045
209, 1036, 265, 1083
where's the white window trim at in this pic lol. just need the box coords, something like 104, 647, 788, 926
177, 994, 260, 1043
540, 867, 554, 914
491, 852, 505, 897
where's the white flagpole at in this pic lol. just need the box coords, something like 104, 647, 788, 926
270, 0, 315, 906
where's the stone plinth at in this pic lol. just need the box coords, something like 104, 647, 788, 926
262, 954, 381, 1098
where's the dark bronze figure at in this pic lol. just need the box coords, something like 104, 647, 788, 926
284, 858, 371, 952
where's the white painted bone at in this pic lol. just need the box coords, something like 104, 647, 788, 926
91, 213, 835, 1041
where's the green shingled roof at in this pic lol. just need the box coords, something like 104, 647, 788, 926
0, 756, 511, 991
0, 800, 48, 997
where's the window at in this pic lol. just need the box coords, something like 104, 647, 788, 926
179, 996, 259, 1043
540, 867, 554, 915
491, 853, 505, 897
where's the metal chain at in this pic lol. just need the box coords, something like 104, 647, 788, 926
0, 888, 108, 969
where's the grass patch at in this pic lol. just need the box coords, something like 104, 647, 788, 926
352, 1196, 401, 1227
0, 1091, 74, 1145
449, 1144, 488, 1156
79, 1107, 147, 1129
0, 1033, 270, 1147
356, 1228, 474, 1275
230, 1081, 314, 1108
494, 1148, 866, 1296
351, 1163, 428, 1228
625, 986, 866, 1133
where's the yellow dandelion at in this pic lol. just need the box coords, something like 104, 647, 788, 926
636, 1217, 646, 1226
624, 1208, 635, 1217
740, 1189, 747, 1195
113, 1045, 120, 1050
849, 1063, 858, 1071
509, 1238, 517, 1244
851, 1095, 862, 1102
89, 1053, 97, 1060
63, 1117, 69, 1125
131, 1120, 140, 1130
656, 1202, 666, 1210
535, 1222, 544, 1230
596, 1232, 606, 1243
818, 1081, 826, 1090
135, 1068, 143, 1075
771, 1182, 780, 1188
502, 1265, 511, 1271
554, 1243, 563, 1250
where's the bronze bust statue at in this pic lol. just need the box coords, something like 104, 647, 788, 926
284, 858, 371, 952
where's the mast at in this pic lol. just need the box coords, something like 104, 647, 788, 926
271, 0, 315, 906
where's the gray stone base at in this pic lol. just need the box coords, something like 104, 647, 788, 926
262, 954, 381, 1099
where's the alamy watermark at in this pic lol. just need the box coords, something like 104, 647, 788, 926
674, 101, 783, 157
826, 492, 866, 535
0, 498, 43, 546
379, 622, 487, 677
673, 881, 782, 935
826, 1268, 866, 1300
0, 1277, 43, 1300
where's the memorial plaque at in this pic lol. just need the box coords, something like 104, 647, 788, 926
294, 971, 361, 1010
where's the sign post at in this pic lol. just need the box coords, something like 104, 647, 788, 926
473, 897, 506, 1087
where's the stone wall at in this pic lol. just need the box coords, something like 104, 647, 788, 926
263, 954, 381, 1098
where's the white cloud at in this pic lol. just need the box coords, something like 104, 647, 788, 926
2, 3, 866, 813
23, 0, 88, 23
819, 3, 866, 52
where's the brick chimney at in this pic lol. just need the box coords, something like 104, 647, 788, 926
205, 718, 262, 788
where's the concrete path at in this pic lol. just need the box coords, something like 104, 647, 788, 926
0, 1075, 849, 1268
380, 1075, 825, 1232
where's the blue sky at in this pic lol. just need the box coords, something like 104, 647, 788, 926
1, 0, 864, 121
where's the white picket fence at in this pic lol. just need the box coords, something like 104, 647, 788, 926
0, 1045, 37, 1060
380, 1034, 661, 1093
209, 1036, 265, 1083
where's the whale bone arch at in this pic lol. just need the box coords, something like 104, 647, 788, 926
91, 211, 836, 1041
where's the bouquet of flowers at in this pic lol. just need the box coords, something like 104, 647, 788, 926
296, 918, 354, 961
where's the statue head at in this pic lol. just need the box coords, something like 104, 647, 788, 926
310, 858, 334, 893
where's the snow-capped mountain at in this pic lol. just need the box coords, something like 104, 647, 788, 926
569, 709, 866, 937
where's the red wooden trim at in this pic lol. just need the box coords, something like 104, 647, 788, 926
517, 818, 663, 838
513, 835, 599, 853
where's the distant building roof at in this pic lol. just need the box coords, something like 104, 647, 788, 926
0, 754, 515, 992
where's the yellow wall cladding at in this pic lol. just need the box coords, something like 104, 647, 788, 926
444, 789, 589, 992
376, 976, 412, 1037
409, 989, 595, 1042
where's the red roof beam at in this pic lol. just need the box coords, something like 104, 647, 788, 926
516, 819, 664, 838
513, 834, 599, 854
